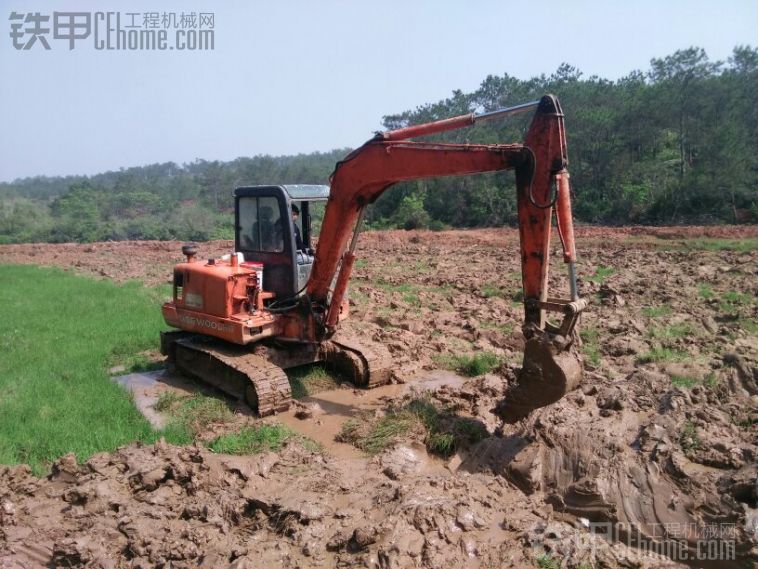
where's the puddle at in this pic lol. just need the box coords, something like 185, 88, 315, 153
116, 366, 468, 457
279, 369, 468, 459
112, 369, 197, 428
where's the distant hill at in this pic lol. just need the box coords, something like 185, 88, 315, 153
1, 45, 755, 243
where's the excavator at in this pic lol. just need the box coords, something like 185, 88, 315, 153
160, 94, 587, 423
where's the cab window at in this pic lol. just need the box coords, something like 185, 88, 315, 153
239, 196, 284, 252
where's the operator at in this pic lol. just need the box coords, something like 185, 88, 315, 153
291, 203, 305, 252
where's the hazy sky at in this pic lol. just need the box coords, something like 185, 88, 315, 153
0, 0, 755, 182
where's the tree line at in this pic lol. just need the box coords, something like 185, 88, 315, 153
1, 46, 755, 244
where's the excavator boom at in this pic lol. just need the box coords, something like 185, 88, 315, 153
307, 94, 586, 421
161, 94, 586, 421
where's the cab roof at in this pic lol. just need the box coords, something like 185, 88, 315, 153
233, 184, 330, 200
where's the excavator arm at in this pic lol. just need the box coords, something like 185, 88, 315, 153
306, 94, 587, 421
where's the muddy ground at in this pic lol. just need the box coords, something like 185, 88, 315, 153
0, 226, 756, 568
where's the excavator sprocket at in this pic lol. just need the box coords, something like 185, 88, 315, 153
169, 335, 292, 416
497, 332, 583, 423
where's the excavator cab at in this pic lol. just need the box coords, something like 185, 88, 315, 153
235, 184, 329, 300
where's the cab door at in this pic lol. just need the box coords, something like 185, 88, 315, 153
235, 186, 297, 300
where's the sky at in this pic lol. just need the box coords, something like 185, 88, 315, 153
0, 0, 756, 182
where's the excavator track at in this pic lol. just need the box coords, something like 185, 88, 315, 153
161, 332, 392, 416
322, 333, 393, 388
168, 335, 292, 416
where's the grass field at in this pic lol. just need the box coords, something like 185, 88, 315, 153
0, 265, 184, 474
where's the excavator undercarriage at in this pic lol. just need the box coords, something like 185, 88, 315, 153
161, 94, 587, 422
161, 330, 393, 416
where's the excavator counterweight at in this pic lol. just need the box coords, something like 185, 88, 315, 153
161, 94, 586, 421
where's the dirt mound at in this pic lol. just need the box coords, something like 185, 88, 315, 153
0, 440, 609, 568
1, 227, 756, 567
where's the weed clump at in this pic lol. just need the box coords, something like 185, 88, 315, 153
338, 396, 487, 457
438, 352, 501, 377
586, 266, 615, 284
679, 421, 701, 452
642, 304, 672, 318
155, 393, 234, 438
208, 424, 317, 454
636, 347, 688, 364
286, 364, 340, 399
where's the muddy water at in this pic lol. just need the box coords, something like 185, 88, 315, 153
112, 370, 199, 428
115, 367, 468, 461
278, 369, 467, 459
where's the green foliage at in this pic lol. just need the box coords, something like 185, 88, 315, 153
679, 421, 701, 451
440, 352, 501, 376
1, 45, 757, 241
642, 305, 672, 318
670, 375, 697, 388
207, 424, 316, 454
586, 266, 615, 284
703, 373, 718, 388
286, 364, 340, 399
0, 265, 185, 474
682, 238, 758, 252
535, 553, 560, 569
720, 291, 752, 313
637, 347, 688, 363
158, 394, 234, 437
338, 396, 487, 457
697, 284, 714, 299
647, 323, 695, 339
481, 283, 502, 298
580, 327, 601, 367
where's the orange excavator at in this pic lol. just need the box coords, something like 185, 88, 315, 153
161, 94, 587, 422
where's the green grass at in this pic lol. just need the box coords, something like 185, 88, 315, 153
679, 421, 701, 452
648, 323, 694, 339
286, 364, 340, 399
403, 292, 420, 304
636, 346, 688, 364
481, 283, 502, 298
642, 304, 672, 318
679, 237, 758, 253
580, 327, 601, 367
740, 318, 758, 335
719, 290, 752, 313
414, 259, 432, 273
436, 352, 501, 376
338, 396, 487, 457
479, 321, 515, 335
698, 284, 714, 299
207, 423, 317, 454
586, 266, 615, 284
535, 553, 560, 569
339, 414, 417, 455
670, 375, 697, 388
374, 279, 418, 294
155, 391, 183, 412
704, 373, 718, 388
156, 393, 234, 437
0, 265, 181, 474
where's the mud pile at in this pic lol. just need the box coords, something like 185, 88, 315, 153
1, 227, 756, 567
2, 438, 697, 568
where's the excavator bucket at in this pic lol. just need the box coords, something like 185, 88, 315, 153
497, 332, 583, 423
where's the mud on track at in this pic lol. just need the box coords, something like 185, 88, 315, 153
0, 227, 756, 568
